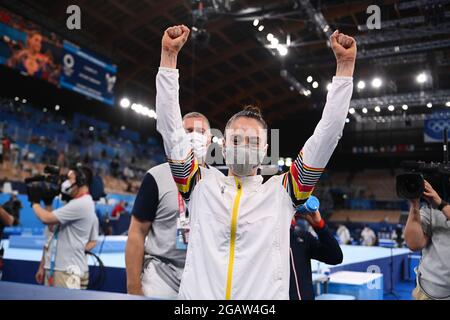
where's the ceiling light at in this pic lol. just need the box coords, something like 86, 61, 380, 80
357, 80, 366, 90
120, 98, 131, 108
371, 77, 382, 88
416, 72, 427, 84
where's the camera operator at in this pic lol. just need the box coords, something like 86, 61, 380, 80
405, 180, 450, 300
35, 217, 99, 289
27, 165, 97, 289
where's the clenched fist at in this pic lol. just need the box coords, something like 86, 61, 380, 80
162, 25, 190, 54
330, 30, 357, 63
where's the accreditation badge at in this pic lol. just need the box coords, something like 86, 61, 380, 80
176, 217, 190, 250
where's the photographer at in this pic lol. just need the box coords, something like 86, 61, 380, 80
2, 191, 22, 225
27, 165, 97, 289
0, 206, 15, 239
1, 192, 20, 239
405, 180, 450, 300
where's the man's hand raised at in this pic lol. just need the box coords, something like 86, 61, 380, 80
330, 30, 357, 63
162, 25, 190, 55
330, 30, 357, 77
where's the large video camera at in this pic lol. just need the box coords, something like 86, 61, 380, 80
25, 165, 63, 203
25, 164, 106, 203
396, 129, 450, 199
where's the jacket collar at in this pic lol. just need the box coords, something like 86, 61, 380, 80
224, 175, 264, 189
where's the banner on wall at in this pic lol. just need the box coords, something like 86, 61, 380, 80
0, 7, 117, 105
424, 111, 450, 143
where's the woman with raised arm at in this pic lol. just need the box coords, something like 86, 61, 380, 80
156, 25, 356, 299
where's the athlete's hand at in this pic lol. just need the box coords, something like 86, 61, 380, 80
330, 30, 357, 63
162, 25, 190, 54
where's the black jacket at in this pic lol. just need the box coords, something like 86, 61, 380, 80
289, 225, 343, 300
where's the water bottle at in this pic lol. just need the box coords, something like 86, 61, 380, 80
297, 195, 320, 214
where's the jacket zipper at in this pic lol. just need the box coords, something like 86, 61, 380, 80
225, 177, 243, 300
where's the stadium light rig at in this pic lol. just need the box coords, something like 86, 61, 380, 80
120, 97, 156, 119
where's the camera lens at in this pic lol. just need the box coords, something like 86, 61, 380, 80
396, 173, 424, 199
405, 179, 420, 193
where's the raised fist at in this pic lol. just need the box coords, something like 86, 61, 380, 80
162, 25, 190, 54
330, 30, 357, 63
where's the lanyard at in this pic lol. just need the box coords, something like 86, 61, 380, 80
178, 193, 186, 221
48, 225, 60, 286
176, 193, 189, 250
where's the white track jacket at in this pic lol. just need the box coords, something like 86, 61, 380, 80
155, 67, 353, 299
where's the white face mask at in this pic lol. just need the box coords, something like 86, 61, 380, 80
61, 179, 73, 195
223, 145, 266, 177
187, 132, 208, 163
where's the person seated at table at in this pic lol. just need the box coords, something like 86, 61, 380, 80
290, 209, 343, 300
360, 225, 377, 246
336, 223, 351, 244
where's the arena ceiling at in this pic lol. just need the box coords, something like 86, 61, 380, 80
4, 0, 450, 132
